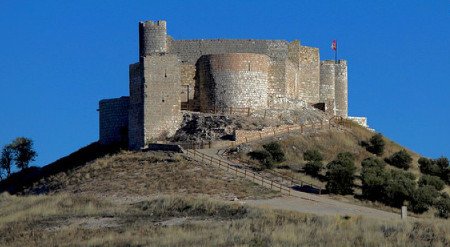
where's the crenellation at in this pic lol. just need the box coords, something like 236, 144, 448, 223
98, 20, 351, 149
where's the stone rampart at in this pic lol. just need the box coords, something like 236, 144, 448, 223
99, 97, 130, 145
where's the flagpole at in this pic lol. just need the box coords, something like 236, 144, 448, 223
335, 40, 338, 63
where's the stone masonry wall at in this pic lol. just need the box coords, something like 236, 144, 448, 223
139, 20, 167, 56
142, 54, 182, 143
128, 62, 144, 149
99, 97, 130, 145
335, 60, 348, 117
180, 62, 196, 103
196, 53, 270, 110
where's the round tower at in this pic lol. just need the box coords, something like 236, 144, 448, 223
139, 20, 167, 56
335, 60, 348, 117
319, 60, 336, 114
196, 53, 270, 111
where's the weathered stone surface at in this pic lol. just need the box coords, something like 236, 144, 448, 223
99, 97, 129, 145
98, 20, 350, 150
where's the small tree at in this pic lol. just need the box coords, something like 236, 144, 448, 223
303, 150, 324, 177
262, 142, 285, 163
384, 169, 416, 207
0, 145, 14, 177
361, 157, 389, 201
435, 193, 450, 219
325, 152, 356, 195
409, 185, 439, 214
418, 157, 441, 176
385, 149, 412, 170
418, 175, 445, 191
367, 133, 385, 156
10, 137, 37, 170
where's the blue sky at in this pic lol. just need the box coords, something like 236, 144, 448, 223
0, 1, 449, 167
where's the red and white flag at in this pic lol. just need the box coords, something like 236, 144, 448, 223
331, 40, 337, 51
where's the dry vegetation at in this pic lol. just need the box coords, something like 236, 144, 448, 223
22, 151, 279, 201
0, 193, 449, 246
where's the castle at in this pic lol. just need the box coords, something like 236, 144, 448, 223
99, 20, 349, 150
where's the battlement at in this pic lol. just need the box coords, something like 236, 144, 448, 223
99, 20, 350, 149
139, 20, 167, 29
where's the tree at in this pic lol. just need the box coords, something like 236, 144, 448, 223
418, 175, 445, 191
418, 157, 441, 176
361, 157, 389, 201
385, 149, 412, 170
303, 150, 324, 177
384, 169, 416, 207
409, 185, 439, 214
262, 142, 285, 163
0, 145, 14, 178
367, 133, 385, 156
325, 152, 356, 195
10, 137, 37, 170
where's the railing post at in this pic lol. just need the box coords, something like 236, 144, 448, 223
230, 107, 233, 115
271, 181, 273, 189
247, 107, 250, 117
301, 124, 303, 133
264, 109, 267, 119
244, 169, 247, 177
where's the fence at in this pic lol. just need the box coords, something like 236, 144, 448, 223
185, 149, 292, 196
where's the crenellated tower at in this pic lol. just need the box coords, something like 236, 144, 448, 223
139, 20, 168, 56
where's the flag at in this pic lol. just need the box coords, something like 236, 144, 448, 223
331, 40, 337, 51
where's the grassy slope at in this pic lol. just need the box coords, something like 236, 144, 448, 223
233, 121, 449, 214
21, 151, 279, 200
0, 194, 448, 246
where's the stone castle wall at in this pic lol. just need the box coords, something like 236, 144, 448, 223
142, 54, 182, 144
99, 97, 130, 145
98, 20, 349, 150
196, 53, 270, 110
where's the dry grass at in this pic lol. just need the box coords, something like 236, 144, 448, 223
0, 193, 449, 246
23, 151, 279, 201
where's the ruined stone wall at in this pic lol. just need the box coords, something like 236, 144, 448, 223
139, 20, 167, 56
128, 63, 144, 150
142, 54, 182, 143
335, 60, 348, 117
99, 97, 129, 145
196, 53, 270, 110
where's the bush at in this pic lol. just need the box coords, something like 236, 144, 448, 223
409, 185, 439, 214
418, 157, 441, 176
303, 150, 323, 162
304, 161, 323, 177
385, 149, 412, 170
384, 169, 416, 207
248, 150, 273, 169
419, 156, 450, 184
366, 133, 385, 156
262, 142, 285, 163
418, 175, 445, 191
435, 193, 450, 219
361, 157, 389, 201
325, 152, 356, 195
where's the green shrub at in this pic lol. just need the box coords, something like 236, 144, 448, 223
419, 156, 450, 184
361, 157, 389, 201
409, 185, 439, 214
262, 142, 285, 163
366, 133, 385, 156
325, 152, 356, 195
304, 161, 323, 177
435, 193, 450, 219
418, 175, 445, 191
384, 169, 416, 208
248, 150, 273, 169
385, 149, 412, 170
303, 150, 323, 162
